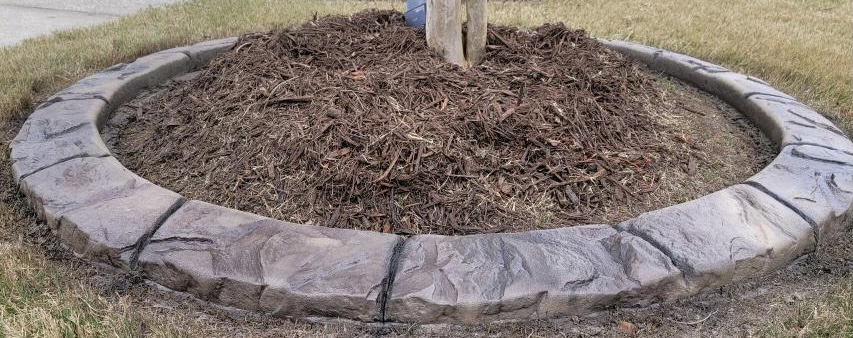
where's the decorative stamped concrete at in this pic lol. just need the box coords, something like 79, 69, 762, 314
10, 36, 853, 324
11, 98, 111, 179
616, 184, 815, 290
137, 200, 401, 321
385, 225, 686, 323
746, 144, 853, 241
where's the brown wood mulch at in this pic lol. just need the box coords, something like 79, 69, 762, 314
112, 10, 700, 235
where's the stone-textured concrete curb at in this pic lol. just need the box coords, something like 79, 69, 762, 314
746, 145, 853, 241
137, 200, 401, 322
9, 37, 853, 324
385, 225, 686, 323
18, 155, 182, 269
11, 98, 111, 179
599, 39, 853, 245
52, 52, 192, 119
155, 37, 239, 69
616, 184, 814, 289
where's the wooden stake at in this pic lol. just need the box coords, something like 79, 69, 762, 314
426, 0, 466, 67
465, 0, 487, 66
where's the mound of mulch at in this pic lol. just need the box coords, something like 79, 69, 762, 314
111, 10, 745, 235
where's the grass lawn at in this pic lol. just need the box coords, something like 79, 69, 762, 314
0, 0, 850, 337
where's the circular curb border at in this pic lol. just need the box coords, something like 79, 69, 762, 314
9, 37, 853, 324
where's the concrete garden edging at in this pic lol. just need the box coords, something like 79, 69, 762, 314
10, 37, 853, 324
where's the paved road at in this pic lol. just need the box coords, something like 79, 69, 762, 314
0, 0, 184, 48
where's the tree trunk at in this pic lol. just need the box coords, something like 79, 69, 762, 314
465, 0, 487, 66
426, 0, 466, 67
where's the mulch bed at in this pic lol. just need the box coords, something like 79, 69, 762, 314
113, 10, 706, 235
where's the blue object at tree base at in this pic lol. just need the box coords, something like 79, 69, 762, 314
405, 0, 426, 28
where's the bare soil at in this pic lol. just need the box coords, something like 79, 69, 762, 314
107, 10, 774, 235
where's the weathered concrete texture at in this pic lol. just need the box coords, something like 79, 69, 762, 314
599, 39, 730, 79
11, 125, 110, 181
157, 37, 238, 69
10, 98, 111, 180
56, 185, 183, 268
597, 39, 663, 68
19, 156, 155, 231
18, 97, 106, 137
648, 48, 794, 106
52, 52, 191, 114
743, 94, 853, 151
385, 225, 687, 324
617, 184, 815, 292
137, 200, 402, 321
680, 72, 794, 109
746, 144, 853, 242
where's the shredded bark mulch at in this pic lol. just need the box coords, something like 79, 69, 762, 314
111, 10, 747, 235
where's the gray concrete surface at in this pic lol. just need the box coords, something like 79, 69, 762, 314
0, 0, 184, 48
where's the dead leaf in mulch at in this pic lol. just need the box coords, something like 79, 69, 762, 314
616, 320, 637, 334
326, 147, 351, 159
